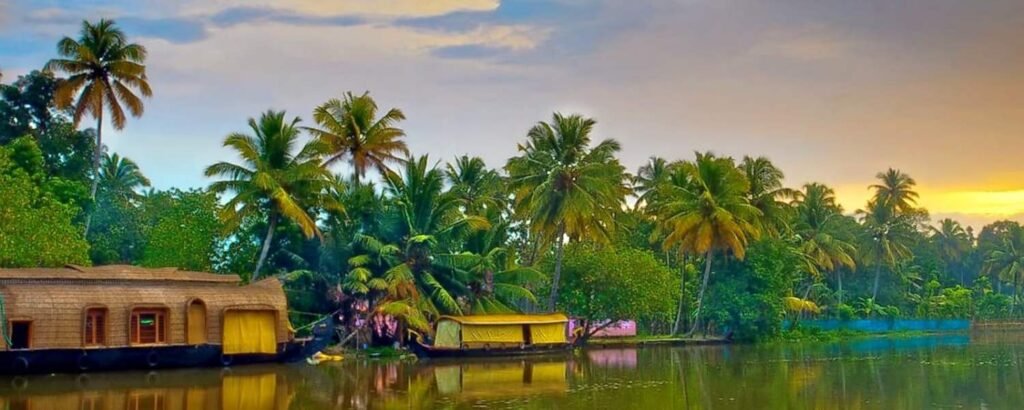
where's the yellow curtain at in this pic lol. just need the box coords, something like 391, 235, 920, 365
529, 323, 567, 344
222, 311, 277, 354
531, 362, 567, 384
435, 321, 461, 348
462, 364, 525, 391
187, 302, 207, 344
186, 387, 210, 410
222, 373, 276, 410
462, 324, 523, 344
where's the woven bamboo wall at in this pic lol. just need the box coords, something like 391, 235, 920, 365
0, 278, 290, 350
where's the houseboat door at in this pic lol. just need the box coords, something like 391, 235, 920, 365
9, 321, 31, 349
187, 300, 207, 344
222, 310, 277, 354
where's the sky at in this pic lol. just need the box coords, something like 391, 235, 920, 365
2, 0, 1024, 229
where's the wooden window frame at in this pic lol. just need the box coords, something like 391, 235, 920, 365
82, 305, 109, 347
128, 306, 169, 346
7, 319, 32, 350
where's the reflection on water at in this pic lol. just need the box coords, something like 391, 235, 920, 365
3, 332, 1024, 409
0, 365, 298, 410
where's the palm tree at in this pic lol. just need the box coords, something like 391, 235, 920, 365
859, 169, 920, 299
859, 200, 915, 300
791, 183, 856, 305
345, 156, 491, 316
634, 156, 671, 209
45, 19, 152, 234
97, 152, 150, 201
445, 155, 504, 214
304, 92, 408, 182
205, 110, 341, 280
930, 218, 972, 285
740, 156, 794, 237
505, 113, 629, 311
648, 152, 761, 335
869, 168, 919, 214
984, 226, 1024, 314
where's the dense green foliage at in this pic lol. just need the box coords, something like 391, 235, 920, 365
703, 239, 798, 341
141, 189, 222, 271
547, 244, 678, 340
6, 18, 1024, 346
0, 138, 89, 266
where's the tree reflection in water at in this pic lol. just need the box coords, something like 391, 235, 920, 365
1, 332, 1024, 409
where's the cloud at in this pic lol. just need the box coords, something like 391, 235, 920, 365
209, 6, 365, 28
183, 0, 499, 18
432, 44, 506, 59
118, 17, 207, 43
749, 26, 852, 61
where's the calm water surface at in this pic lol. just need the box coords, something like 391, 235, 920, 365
3, 332, 1024, 409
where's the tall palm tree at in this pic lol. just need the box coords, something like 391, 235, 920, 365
97, 152, 150, 201
346, 156, 490, 316
740, 156, 794, 237
45, 19, 152, 234
649, 152, 761, 335
445, 155, 504, 214
930, 218, 972, 285
859, 169, 920, 299
984, 225, 1024, 314
634, 156, 671, 209
791, 183, 856, 305
859, 200, 915, 300
205, 110, 341, 280
304, 92, 408, 182
505, 113, 630, 311
869, 168, 919, 214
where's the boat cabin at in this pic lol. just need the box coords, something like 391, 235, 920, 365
0, 265, 292, 355
432, 314, 569, 349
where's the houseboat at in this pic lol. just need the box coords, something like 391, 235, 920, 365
0, 265, 333, 374
410, 314, 572, 358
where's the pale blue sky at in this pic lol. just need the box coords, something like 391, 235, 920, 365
3, 0, 1024, 227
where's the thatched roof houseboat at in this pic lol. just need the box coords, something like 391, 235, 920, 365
0, 265, 333, 374
410, 314, 572, 358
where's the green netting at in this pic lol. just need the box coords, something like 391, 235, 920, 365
435, 320, 461, 348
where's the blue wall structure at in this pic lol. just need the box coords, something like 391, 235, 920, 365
789, 319, 970, 332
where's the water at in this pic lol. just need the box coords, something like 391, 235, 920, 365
2, 332, 1023, 409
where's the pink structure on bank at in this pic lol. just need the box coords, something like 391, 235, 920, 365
569, 319, 637, 338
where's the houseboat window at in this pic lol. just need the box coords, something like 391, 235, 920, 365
130, 309, 168, 345
84, 307, 107, 346
9, 321, 31, 349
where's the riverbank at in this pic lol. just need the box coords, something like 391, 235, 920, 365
776, 326, 968, 343
585, 335, 730, 348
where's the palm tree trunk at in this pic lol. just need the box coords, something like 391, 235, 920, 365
1014, 271, 1020, 316
837, 269, 843, 306
872, 263, 882, 300
672, 250, 687, 335
546, 223, 566, 312
686, 250, 713, 336
252, 213, 278, 281
83, 112, 103, 236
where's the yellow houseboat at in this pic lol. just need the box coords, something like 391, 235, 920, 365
0, 265, 333, 374
411, 314, 572, 358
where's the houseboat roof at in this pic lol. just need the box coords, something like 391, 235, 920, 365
0, 264, 241, 284
438, 313, 569, 325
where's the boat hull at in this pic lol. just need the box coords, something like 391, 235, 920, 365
410, 340, 571, 359
0, 316, 334, 375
